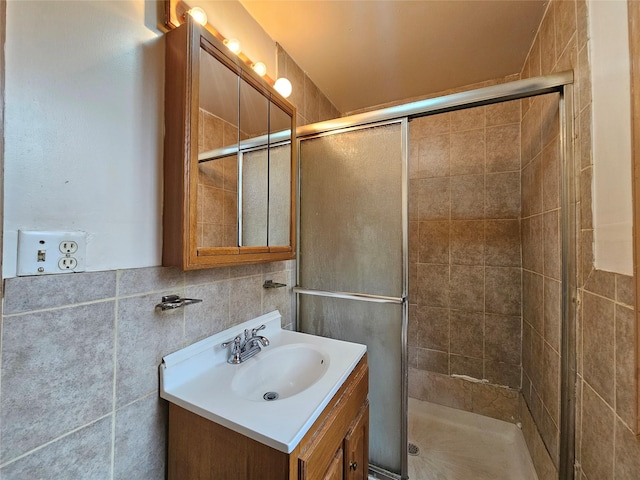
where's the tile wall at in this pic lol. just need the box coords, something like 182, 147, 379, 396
407, 100, 523, 422
0, 262, 294, 478
519, 0, 639, 478
520, 89, 563, 473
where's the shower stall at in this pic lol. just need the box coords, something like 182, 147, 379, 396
295, 71, 575, 480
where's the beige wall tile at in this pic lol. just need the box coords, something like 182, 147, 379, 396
615, 304, 637, 429
450, 220, 484, 265
450, 106, 485, 132
486, 100, 521, 127
522, 215, 544, 274
581, 384, 615, 480
450, 130, 485, 175
418, 133, 450, 178
543, 278, 562, 352
417, 177, 451, 220
416, 305, 450, 351
485, 267, 522, 316
485, 171, 521, 218
582, 291, 616, 405
614, 417, 640, 479
485, 313, 521, 365
485, 219, 521, 267
450, 174, 485, 219
416, 263, 450, 308
542, 136, 561, 211
418, 220, 450, 264
450, 354, 483, 378
543, 210, 561, 281
450, 310, 484, 357
486, 124, 521, 173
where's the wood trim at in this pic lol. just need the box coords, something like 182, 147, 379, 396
628, 0, 640, 435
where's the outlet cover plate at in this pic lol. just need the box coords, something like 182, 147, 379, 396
17, 230, 87, 276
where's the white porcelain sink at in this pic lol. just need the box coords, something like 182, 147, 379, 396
231, 343, 330, 401
159, 310, 366, 453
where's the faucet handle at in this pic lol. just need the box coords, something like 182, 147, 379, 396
250, 324, 266, 336
222, 335, 242, 349
222, 335, 243, 364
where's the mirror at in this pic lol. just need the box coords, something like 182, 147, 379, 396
162, 17, 296, 269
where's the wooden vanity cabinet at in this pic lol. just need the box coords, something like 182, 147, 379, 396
167, 356, 369, 480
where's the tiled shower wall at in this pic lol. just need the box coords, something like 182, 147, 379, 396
520, 90, 563, 472
197, 109, 239, 248
0, 262, 293, 477
408, 100, 524, 421
518, 0, 639, 479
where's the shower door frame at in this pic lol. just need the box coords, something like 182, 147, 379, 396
295, 71, 576, 480
295, 118, 410, 479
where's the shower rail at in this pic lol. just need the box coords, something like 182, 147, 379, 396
293, 287, 405, 304
296, 70, 573, 139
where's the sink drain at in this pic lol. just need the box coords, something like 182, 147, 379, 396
263, 391, 279, 401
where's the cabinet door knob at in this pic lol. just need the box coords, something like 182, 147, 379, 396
349, 461, 358, 471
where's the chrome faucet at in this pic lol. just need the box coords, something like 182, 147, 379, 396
221, 324, 270, 364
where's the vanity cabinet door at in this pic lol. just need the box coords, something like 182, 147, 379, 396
324, 448, 344, 480
344, 403, 369, 480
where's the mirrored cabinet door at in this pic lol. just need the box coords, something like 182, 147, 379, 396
197, 45, 239, 250
163, 16, 296, 270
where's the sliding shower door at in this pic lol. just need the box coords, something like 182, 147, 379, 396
297, 121, 407, 478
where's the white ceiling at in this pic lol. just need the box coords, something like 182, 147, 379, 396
240, 0, 549, 113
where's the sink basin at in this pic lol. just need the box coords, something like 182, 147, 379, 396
159, 310, 366, 453
231, 343, 330, 401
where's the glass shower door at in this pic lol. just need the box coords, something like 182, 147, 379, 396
297, 121, 407, 478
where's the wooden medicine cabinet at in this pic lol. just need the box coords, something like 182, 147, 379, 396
163, 16, 296, 269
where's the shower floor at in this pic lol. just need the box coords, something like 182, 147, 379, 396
408, 398, 538, 480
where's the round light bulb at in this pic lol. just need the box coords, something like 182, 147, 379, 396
187, 7, 208, 26
224, 38, 241, 54
274, 77, 292, 98
252, 62, 267, 77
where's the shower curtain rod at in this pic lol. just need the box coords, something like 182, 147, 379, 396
297, 70, 573, 138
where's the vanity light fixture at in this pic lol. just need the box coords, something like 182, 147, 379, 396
252, 62, 267, 77
186, 7, 208, 26
223, 38, 242, 54
274, 77, 293, 98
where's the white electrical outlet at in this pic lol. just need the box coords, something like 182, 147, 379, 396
17, 230, 87, 276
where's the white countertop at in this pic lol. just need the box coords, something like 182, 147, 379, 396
160, 310, 366, 453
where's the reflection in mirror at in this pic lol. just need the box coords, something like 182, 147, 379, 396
197, 46, 239, 249
240, 76, 270, 247
268, 143, 291, 246
242, 147, 269, 246
269, 102, 292, 246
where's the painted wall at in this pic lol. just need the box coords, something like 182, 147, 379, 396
588, 0, 634, 275
3, 0, 164, 277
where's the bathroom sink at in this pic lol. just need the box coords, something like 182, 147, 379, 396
231, 343, 329, 401
159, 310, 366, 453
